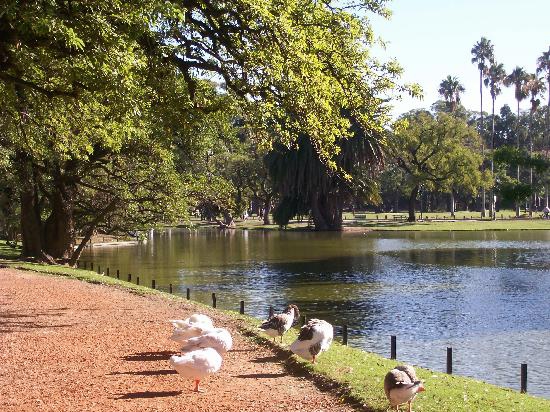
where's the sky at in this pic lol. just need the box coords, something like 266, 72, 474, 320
369, 0, 550, 117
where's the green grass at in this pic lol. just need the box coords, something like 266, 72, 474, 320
2, 243, 549, 411
348, 219, 550, 231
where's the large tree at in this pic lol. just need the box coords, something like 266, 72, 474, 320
484, 62, 506, 219
390, 111, 486, 222
266, 112, 383, 230
504, 66, 529, 216
0, 0, 409, 262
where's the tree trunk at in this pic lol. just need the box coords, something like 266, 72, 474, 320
450, 189, 455, 218
408, 185, 419, 222
263, 195, 272, 225
516, 100, 521, 217
310, 194, 342, 231
43, 181, 77, 260
490, 97, 496, 220
480, 69, 486, 218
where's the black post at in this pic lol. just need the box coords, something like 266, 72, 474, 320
390, 335, 397, 360
152, 279, 156, 289
521, 363, 527, 393
107, 268, 110, 276
91, 262, 93, 270
342, 324, 348, 345
136, 276, 139, 285
268, 306, 274, 318
127, 273, 132, 282
240, 300, 245, 314
116, 269, 119, 279
186, 288, 190, 300
302, 314, 307, 326
98, 265, 100, 274
446, 347, 453, 374
169, 283, 173, 294
212, 293, 217, 308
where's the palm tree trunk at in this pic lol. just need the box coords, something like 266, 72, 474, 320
516, 100, 521, 217
529, 110, 534, 218
479, 70, 486, 218
491, 97, 496, 220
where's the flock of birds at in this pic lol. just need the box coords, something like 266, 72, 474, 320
168, 305, 425, 411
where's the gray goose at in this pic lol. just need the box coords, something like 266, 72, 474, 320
258, 304, 300, 342
384, 364, 425, 412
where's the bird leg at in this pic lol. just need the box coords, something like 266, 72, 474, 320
407, 400, 412, 412
280, 335, 283, 343
193, 379, 203, 393
312, 355, 316, 364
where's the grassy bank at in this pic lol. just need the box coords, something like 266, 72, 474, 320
2, 245, 548, 411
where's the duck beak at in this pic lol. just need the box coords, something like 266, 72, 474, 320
418, 385, 426, 392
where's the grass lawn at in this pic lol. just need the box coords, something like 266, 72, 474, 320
2, 247, 548, 411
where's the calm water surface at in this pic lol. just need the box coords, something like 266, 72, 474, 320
82, 229, 550, 398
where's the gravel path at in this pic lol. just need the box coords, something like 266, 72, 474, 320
0, 268, 357, 411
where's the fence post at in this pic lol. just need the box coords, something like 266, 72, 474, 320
152, 279, 156, 289
521, 363, 527, 393
390, 335, 396, 360
302, 314, 307, 326
240, 300, 245, 314
169, 283, 173, 294
98, 265, 101, 274
116, 269, 119, 279
91, 262, 93, 271
342, 324, 348, 345
107, 267, 110, 276
446, 347, 453, 374
186, 288, 190, 300
136, 276, 139, 285
127, 273, 132, 282
212, 293, 217, 308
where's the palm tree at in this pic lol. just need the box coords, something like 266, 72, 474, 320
483, 62, 506, 219
537, 46, 550, 208
471, 37, 494, 217
504, 66, 529, 217
438, 75, 465, 113
524, 73, 546, 216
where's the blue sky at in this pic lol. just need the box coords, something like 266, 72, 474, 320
369, 0, 550, 117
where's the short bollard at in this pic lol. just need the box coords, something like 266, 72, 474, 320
240, 300, 245, 314
342, 324, 348, 345
390, 335, 397, 360
127, 273, 132, 282
169, 283, 173, 294
152, 279, 156, 289
302, 314, 307, 325
116, 269, 120, 279
212, 293, 217, 308
446, 347, 453, 374
136, 276, 140, 285
98, 265, 101, 274
186, 288, 190, 300
521, 363, 527, 393
107, 268, 110, 276
91, 262, 94, 271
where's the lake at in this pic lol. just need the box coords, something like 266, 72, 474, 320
81, 228, 550, 398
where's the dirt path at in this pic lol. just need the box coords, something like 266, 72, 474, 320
0, 269, 356, 412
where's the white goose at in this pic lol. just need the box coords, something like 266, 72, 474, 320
179, 327, 233, 354
289, 318, 333, 363
169, 347, 222, 392
384, 364, 425, 412
258, 304, 300, 342
169, 314, 214, 344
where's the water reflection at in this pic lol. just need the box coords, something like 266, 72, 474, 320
82, 228, 550, 398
